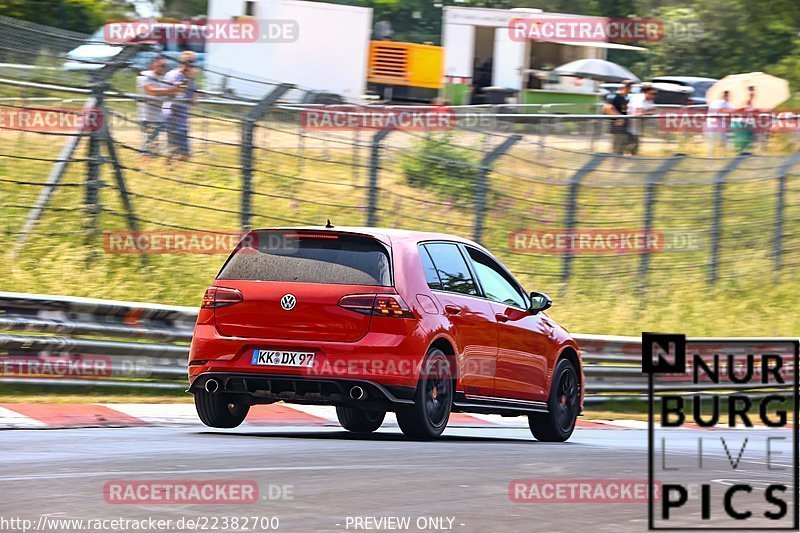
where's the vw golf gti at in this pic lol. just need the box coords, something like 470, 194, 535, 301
188, 227, 583, 441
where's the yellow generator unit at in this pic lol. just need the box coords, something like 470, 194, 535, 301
367, 41, 443, 102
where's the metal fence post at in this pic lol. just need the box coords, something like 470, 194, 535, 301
100, 106, 147, 266
472, 134, 522, 243
84, 82, 105, 242
561, 154, 608, 283
708, 153, 750, 284
12, 104, 88, 257
352, 128, 361, 182
240, 83, 294, 230
638, 155, 686, 286
773, 152, 800, 272
297, 120, 306, 175
539, 105, 551, 152
367, 128, 393, 227
14, 45, 144, 256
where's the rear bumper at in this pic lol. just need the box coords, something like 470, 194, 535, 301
188, 323, 428, 389
188, 372, 415, 409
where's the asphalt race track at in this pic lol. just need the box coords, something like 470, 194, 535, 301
1, 424, 793, 532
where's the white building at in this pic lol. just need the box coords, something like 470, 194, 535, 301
441, 6, 644, 105
205, 0, 372, 102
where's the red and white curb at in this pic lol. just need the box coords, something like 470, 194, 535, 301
0, 403, 649, 431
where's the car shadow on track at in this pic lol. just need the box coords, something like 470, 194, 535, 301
196, 429, 577, 445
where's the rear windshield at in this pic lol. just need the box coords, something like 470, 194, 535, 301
217, 231, 392, 286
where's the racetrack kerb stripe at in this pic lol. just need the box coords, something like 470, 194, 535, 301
1, 403, 147, 427
0, 402, 669, 430
245, 403, 333, 424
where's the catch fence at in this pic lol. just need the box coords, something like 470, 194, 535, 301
1, 15, 800, 307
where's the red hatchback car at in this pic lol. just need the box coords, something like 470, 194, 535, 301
188, 227, 583, 441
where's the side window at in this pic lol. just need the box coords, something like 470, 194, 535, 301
419, 246, 442, 290
467, 248, 527, 308
423, 243, 479, 296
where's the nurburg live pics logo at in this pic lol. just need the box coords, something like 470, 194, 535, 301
643, 333, 799, 530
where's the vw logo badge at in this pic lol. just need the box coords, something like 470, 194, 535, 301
280, 294, 297, 311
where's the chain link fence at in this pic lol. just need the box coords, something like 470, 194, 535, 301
1, 15, 800, 311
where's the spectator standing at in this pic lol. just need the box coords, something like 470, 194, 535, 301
705, 90, 733, 156
627, 83, 658, 155
603, 80, 635, 155
136, 57, 183, 157
163, 51, 199, 161
731, 86, 757, 153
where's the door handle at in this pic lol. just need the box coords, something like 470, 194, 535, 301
495, 313, 509, 323
444, 304, 461, 316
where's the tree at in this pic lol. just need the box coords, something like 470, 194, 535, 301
154, 0, 207, 19
767, 39, 800, 104
644, 0, 797, 80
0, 0, 129, 33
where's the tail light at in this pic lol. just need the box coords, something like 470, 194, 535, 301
339, 294, 415, 318
201, 287, 243, 308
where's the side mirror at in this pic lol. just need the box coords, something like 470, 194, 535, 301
529, 291, 552, 314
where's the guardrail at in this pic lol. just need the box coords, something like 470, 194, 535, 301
0, 292, 194, 391
0, 292, 792, 402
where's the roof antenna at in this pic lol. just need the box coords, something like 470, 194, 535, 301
325, 219, 334, 229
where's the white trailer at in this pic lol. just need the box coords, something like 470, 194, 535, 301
205, 0, 372, 102
441, 6, 645, 106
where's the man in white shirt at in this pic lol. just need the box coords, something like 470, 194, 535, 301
163, 51, 199, 161
627, 84, 658, 155
705, 90, 733, 156
136, 57, 183, 156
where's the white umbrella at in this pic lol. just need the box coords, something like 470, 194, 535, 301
706, 72, 790, 109
553, 59, 640, 83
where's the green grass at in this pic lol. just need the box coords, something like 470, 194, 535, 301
0, 384, 190, 404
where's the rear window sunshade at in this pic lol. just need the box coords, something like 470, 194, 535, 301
217, 231, 392, 286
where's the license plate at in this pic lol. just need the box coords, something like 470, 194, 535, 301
251, 349, 315, 368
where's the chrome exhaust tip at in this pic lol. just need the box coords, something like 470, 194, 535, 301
204, 378, 220, 394
349, 386, 366, 400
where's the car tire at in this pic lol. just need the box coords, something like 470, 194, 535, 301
528, 358, 580, 442
396, 348, 453, 440
336, 406, 386, 433
194, 390, 250, 429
